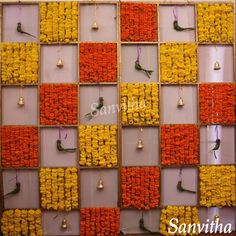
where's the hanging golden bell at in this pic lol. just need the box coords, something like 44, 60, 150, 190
92, 20, 99, 30
61, 219, 68, 229
18, 96, 25, 106
214, 61, 221, 70
56, 58, 64, 68
97, 178, 104, 190
137, 139, 144, 149
214, 215, 220, 223
177, 97, 184, 107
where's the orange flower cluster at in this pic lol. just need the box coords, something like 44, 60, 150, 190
200, 83, 235, 124
122, 167, 160, 210
121, 3, 157, 42
1, 127, 38, 168
161, 125, 199, 166
80, 208, 120, 236
80, 43, 117, 83
40, 84, 78, 125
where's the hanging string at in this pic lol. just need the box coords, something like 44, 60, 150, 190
178, 167, 182, 181
173, 6, 178, 21
17, 3, 22, 23
59, 127, 67, 141
136, 45, 141, 63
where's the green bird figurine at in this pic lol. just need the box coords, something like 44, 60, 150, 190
212, 138, 220, 151
17, 22, 36, 38
135, 60, 153, 78
56, 139, 76, 153
1, 182, 21, 198
139, 218, 162, 235
177, 180, 196, 194
85, 97, 104, 120
173, 20, 195, 31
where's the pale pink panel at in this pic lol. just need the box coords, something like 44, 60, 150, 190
80, 4, 117, 42
41, 45, 78, 83
120, 210, 160, 234
198, 46, 234, 83
121, 45, 158, 83
3, 4, 39, 42
41, 128, 78, 167
159, 6, 195, 42
200, 208, 235, 231
122, 127, 159, 166
79, 86, 118, 125
3, 170, 39, 209
161, 85, 197, 124
42, 211, 80, 236
80, 169, 118, 208
161, 168, 198, 206
200, 126, 235, 165
2, 87, 38, 125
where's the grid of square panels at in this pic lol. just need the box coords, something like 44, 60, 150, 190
0, 1, 235, 235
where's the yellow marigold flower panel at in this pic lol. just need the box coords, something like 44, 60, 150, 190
197, 3, 234, 43
160, 206, 200, 236
160, 43, 197, 83
1, 209, 43, 236
121, 83, 159, 125
40, 2, 78, 43
79, 125, 118, 167
1, 43, 39, 84
200, 165, 236, 207
39, 168, 79, 211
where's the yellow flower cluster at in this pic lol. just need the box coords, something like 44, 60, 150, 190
197, 3, 234, 43
79, 125, 117, 167
40, 2, 78, 43
40, 168, 79, 211
200, 165, 235, 207
160, 206, 200, 236
1, 43, 38, 84
160, 43, 197, 83
1, 209, 42, 236
121, 83, 159, 125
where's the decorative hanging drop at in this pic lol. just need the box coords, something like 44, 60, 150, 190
97, 177, 104, 190
56, 58, 64, 68
136, 128, 144, 150
214, 215, 220, 223
18, 96, 25, 106
91, 3, 99, 30
214, 61, 221, 70
137, 139, 144, 149
177, 86, 184, 108
61, 219, 68, 229
18, 86, 25, 107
